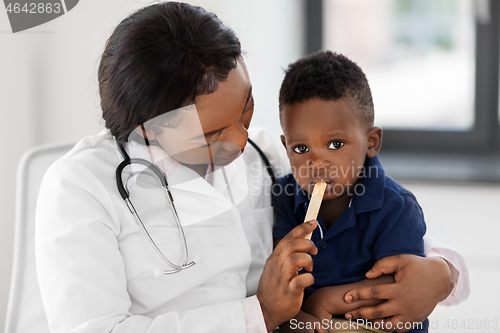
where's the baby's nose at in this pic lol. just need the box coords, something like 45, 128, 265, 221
308, 152, 331, 168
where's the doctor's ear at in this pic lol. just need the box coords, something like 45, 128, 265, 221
134, 125, 157, 141
366, 126, 383, 158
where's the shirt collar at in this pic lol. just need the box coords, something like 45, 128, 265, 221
291, 155, 386, 215
351, 155, 386, 215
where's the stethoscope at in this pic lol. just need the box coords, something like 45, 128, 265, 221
115, 137, 275, 276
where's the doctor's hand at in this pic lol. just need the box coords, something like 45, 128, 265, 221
257, 220, 319, 332
343, 254, 451, 332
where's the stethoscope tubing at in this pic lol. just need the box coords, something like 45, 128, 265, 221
116, 142, 194, 274
125, 197, 195, 273
115, 138, 275, 275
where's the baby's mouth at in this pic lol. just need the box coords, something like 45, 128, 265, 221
308, 179, 334, 193
310, 179, 333, 186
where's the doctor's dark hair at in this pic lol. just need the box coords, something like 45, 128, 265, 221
98, 2, 241, 144
278, 51, 374, 127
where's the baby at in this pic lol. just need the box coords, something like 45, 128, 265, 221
273, 51, 428, 333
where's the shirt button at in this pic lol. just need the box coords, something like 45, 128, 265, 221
320, 241, 328, 249
227, 274, 241, 286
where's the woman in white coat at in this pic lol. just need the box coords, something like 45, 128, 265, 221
35, 3, 468, 333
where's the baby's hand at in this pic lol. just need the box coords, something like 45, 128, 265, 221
302, 287, 336, 323
302, 276, 395, 325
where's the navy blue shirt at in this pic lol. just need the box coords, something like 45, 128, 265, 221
273, 155, 428, 332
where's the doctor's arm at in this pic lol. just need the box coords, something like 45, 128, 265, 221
342, 229, 468, 330
342, 255, 452, 327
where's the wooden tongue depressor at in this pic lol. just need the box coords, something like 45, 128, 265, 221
304, 181, 327, 240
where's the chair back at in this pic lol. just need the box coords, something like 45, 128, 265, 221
5, 142, 75, 333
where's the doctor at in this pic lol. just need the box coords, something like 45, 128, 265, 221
36, 2, 467, 333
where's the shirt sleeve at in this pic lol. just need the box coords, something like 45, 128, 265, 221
242, 296, 268, 333
372, 193, 426, 262
35, 159, 250, 333
424, 235, 470, 306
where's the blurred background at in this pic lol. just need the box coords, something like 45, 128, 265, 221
1, 0, 499, 332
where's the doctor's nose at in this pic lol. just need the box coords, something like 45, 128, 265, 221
223, 125, 248, 151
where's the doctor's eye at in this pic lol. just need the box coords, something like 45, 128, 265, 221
243, 96, 255, 113
292, 145, 309, 154
328, 140, 344, 150
203, 131, 222, 145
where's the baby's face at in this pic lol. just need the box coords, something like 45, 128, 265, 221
280, 97, 370, 201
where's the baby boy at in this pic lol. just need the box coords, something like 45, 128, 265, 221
273, 51, 428, 333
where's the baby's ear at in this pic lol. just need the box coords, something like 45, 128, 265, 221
366, 126, 383, 158
280, 135, 287, 149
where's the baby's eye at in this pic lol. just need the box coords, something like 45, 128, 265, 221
292, 145, 309, 154
328, 141, 344, 150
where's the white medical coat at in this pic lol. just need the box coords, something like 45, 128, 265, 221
36, 127, 287, 333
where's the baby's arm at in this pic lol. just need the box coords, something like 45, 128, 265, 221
301, 275, 395, 322
275, 259, 394, 333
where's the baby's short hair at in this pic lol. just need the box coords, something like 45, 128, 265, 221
279, 51, 374, 127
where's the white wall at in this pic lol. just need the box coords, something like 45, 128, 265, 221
400, 181, 500, 332
0, 0, 304, 328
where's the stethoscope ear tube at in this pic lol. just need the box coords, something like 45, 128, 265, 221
116, 157, 168, 200
116, 140, 168, 198
247, 138, 275, 183
116, 159, 132, 200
